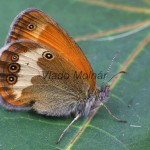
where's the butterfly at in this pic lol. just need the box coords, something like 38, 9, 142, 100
0, 8, 111, 143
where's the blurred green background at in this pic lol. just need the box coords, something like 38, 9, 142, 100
0, 0, 150, 150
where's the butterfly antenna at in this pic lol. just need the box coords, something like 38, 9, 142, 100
103, 51, 119, 84
107, 71, 126, 83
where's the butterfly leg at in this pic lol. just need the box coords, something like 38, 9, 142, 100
102, 104, 127, 123
56, 113, 81, 144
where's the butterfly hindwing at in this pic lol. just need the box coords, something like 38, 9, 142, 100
0, 40, 91, 115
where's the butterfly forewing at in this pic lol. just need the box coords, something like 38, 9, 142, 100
5, 8, 96, 93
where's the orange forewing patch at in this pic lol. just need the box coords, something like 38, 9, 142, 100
6, 9, 96, 93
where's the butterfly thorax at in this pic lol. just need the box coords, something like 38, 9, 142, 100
74, 84, 110, 117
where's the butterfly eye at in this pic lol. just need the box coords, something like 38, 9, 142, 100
42, 51, 53, 60
27, 23, 36, 31
11, 54, 19, 62
6, 75, 17, 85
8, 63, 20, 73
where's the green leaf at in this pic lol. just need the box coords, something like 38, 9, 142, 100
0, 0, 150, 150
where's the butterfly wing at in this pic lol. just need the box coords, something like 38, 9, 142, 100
5, 8, 96, 93
0, 40, 91, 115
0, 40, 43, 108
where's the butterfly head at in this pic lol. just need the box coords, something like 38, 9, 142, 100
98, 83, 110, 103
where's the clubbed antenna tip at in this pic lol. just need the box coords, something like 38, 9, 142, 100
103, 51, 119, 84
